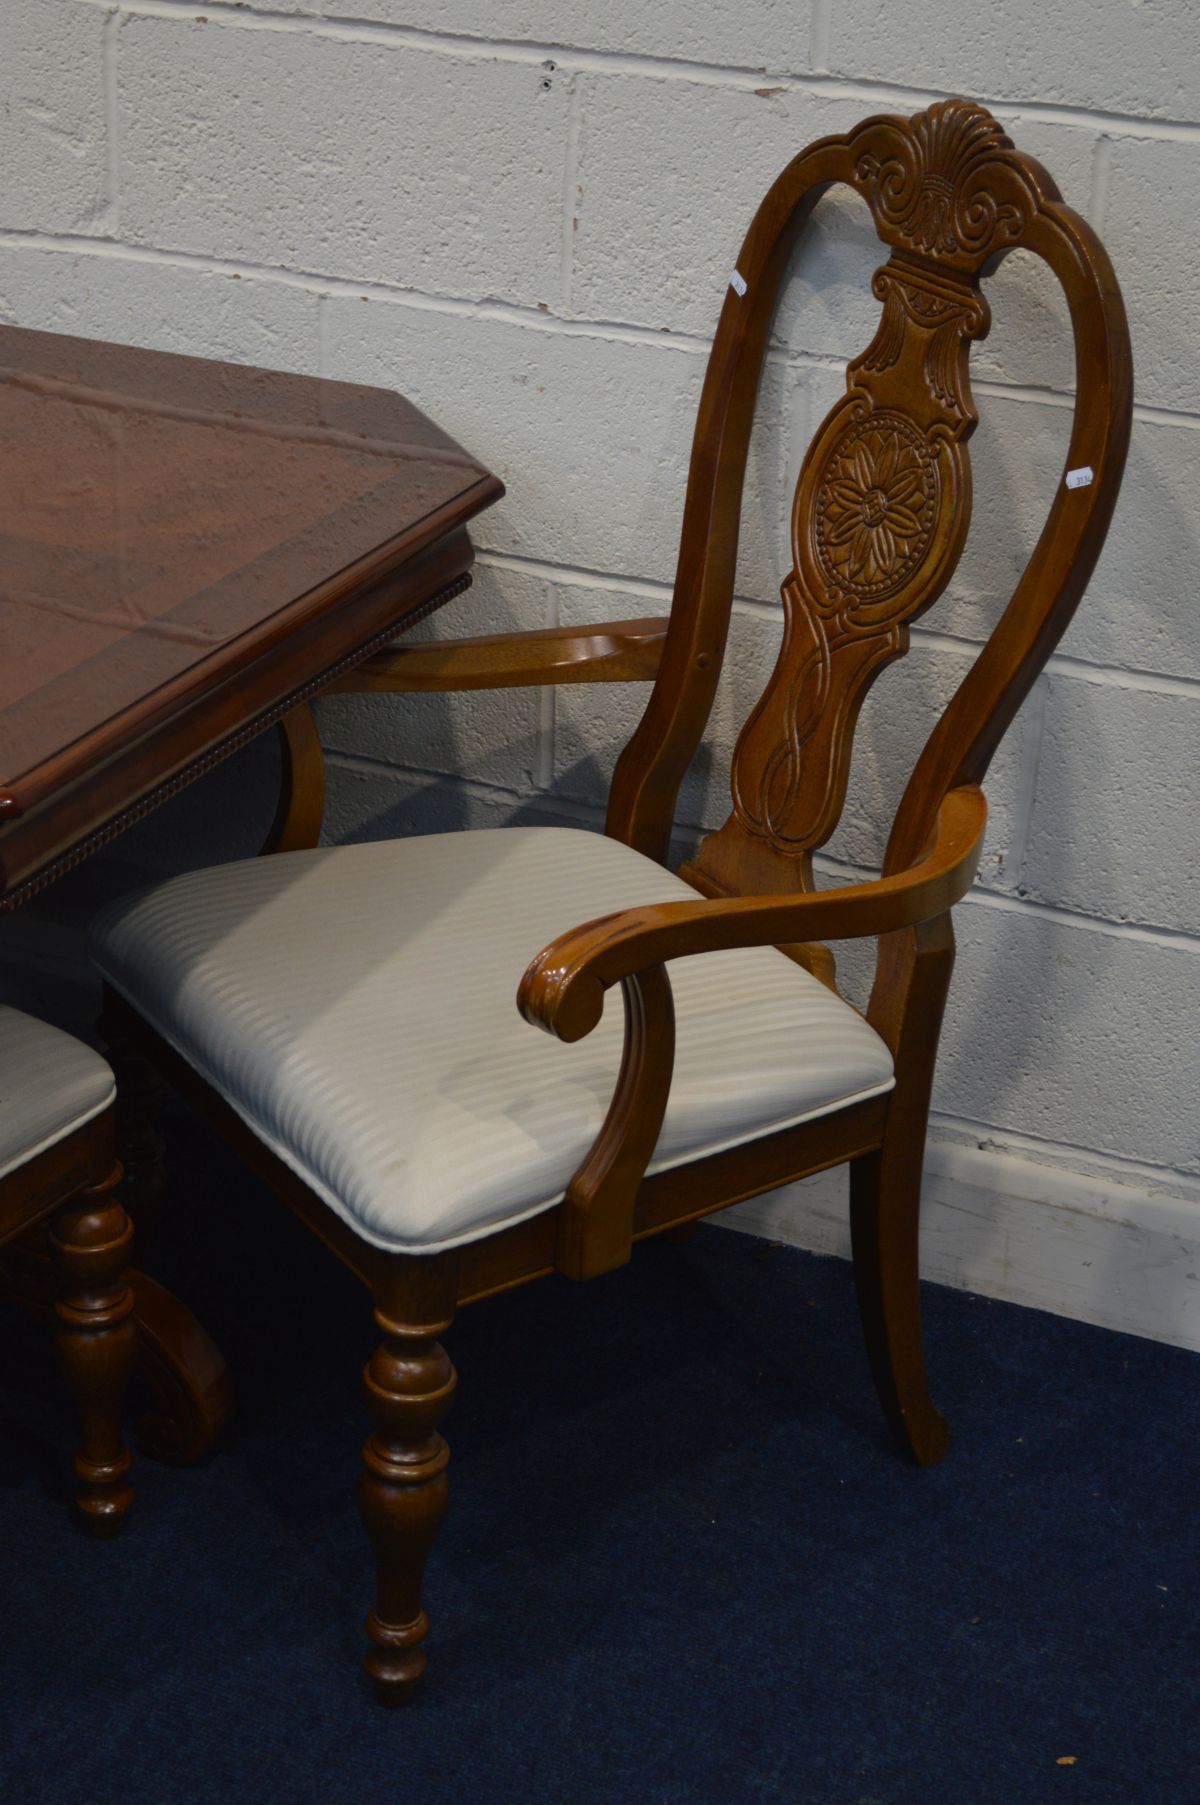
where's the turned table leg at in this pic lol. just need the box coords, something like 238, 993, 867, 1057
93, 989, 234, 1463
48, 1167, 137, 1535
358, 1270, 457, 1705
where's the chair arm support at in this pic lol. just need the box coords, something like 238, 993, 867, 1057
518, 786, 987, 1043
324, 618, 669, 693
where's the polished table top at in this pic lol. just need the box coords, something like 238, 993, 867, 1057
0, 325, 502, 898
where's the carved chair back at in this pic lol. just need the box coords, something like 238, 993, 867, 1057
606, 99, 1132, 905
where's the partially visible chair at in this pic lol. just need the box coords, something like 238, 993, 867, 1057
90, 97, 1131, 1698
0, 1008, 134, 1534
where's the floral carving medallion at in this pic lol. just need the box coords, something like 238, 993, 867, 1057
813, 412, 938, 607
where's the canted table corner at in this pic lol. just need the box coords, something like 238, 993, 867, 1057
0, 324, 503, 1459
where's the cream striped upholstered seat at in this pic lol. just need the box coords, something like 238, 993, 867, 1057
0, 1007, 115, 1181
88, 827, 893, 1254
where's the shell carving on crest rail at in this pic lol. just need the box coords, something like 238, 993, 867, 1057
696, 98, 1041, 887
853, 97, 1034, 265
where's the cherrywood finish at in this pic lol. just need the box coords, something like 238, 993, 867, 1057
359, 1257, 458, 1704
49, 1159, 138, 1534
0, 325, 502, 904
849, 912, 956, 1464
263, 706, 328, 856
1, 1219, 234, 1469
554, 961, 676, 1281
267, 619, 667, 849
329, 616, 670, 693
0, 1105, 136, 1532
126, 1268, 234, 1464
106, 101, 1131, 1699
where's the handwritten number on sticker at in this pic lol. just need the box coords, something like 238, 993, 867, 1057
1066, 466, 1094, 490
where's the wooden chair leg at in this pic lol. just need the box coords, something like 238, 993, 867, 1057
98, 995, 167, 1236
358, 1261, 458, 1705
48, 1166, 137, 1534
849, 1144, 948, 1467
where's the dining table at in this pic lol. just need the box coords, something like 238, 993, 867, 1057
0, 321, 503, 1461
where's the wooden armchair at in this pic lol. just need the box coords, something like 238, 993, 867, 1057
89, 98, 1130, 1702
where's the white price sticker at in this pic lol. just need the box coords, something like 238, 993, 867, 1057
1065, 466, 1094, 490
729, 269, 748, 297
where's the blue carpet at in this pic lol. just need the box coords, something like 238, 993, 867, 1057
2, 1114, 1198, 1805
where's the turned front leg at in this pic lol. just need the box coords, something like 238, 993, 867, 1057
48, 1167, 137, 1535
358, 1282, 457, 1705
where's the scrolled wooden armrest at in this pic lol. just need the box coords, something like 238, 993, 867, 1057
326, 618, 669, 694
518, 786, 987, 1043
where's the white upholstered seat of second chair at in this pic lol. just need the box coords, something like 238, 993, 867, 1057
0, 1007, 115, 1183
87, 827, 894, 1255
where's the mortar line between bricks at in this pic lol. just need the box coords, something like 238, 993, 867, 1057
323, 746, 1199, 953
1089, 133, 1114, 233
475, 549, 677, 604
535, 577, 560, 792
324, 756, 699, 871
83, 0, 1200, 145
926, 1109, 1200, 1200
535, 681, 557, 792
809, 0, 832, 75
1007, 674, 1049, 894
3, 228, 1199, 433
101, 9, 122, 237
1025, 656, 1200, 701
916, 1111, 1198, 1198
815, 846, 1200, 951
558, 72, 583, 316
0, 229, 714, 354
474, 554, 1200, 700
735, 594, 1200, 698
477, 551, 774, 616
323, 749, 610, 828
315, 291, 331, 379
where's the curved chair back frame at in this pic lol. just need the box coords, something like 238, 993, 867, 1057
606, 99, 1132, 895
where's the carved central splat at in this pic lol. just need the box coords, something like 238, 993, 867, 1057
725, 262, 986, 870
689, 100, 1015, 899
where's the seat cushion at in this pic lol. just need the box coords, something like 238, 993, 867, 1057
0, 1007, 114, 1183
88, 827, 893, 1254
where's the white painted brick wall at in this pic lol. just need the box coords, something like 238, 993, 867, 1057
826, 0, 1200, 120
292, 2, 818, 68
941, 905, 1200, 1178
324, 297, 707, 584
0, 1, 108, 235
317, 565, 548, 791
1023, 677, 1200, 935
571, 83, 854, 338
0, 242, 323, 366
118, 18, 570, 303
1, 0, 1198, 1329
1103, 135, 1200, 415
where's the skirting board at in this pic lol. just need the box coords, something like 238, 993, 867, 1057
719, 1138, 1200, 1353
